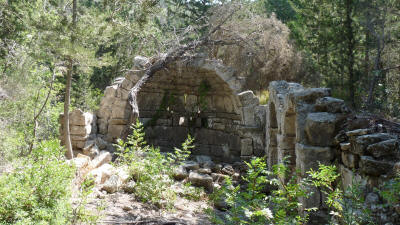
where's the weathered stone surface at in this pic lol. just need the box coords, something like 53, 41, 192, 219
315, 97, 349, 113
238, 90, 259, 107
197, 168, 212, 174
188, 172, 213, 191
339, 165, 363, 189
116, 166, 130, 184
305, 112, 338, 146
101, 174, 121, 193
240, 138, 253, 156
340, 142, 351, 151
350, 133, 395, 155
173, 166, 188, 180
83, 143, 99, 159
342, 151, 358, 169
346, 128, 373, 137
296, 143, 334, 176
292, 88, 330, 104
88, 163, 115, 184
70, 125, 92, 136
90, 151, 112, 169
359, 156, 394, 176
183, 161, 200, 171
277, 134, 295, 150
366, 139, 399, 158
69, 156, 89, 170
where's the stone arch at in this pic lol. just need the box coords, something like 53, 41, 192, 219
96, 55, 267, 162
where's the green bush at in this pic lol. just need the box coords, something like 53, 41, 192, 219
115, 120, 199, 209
0, 140, 74, 225
210, 157, 309, 225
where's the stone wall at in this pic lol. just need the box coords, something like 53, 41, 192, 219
88, 55, 266, 162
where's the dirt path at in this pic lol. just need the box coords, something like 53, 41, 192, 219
86, 189, 213, 225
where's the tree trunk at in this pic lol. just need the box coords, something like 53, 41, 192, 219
345, 0, 356, 108
64, 0, 77, 159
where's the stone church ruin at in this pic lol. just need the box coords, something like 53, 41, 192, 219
60, 55, 400, 223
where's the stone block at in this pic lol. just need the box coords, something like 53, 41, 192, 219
366, 139, 399, 158
346, 128, 373, 137
255, 105, 267, 128
277, 134, 296, 150
359, 156, 394, 176
341, 151, 358, 169
90, 151, 112, 169
292, 88, 330, 104
69, 109, 94, 126
70, 125, 91, 136
238, 90, 259, 107
98, 119, 108, 135
339, 165, 363, 189
109, 118, 129, 125
315, 97, 349, 113
305, 112, 338, 146
240, 138, 253, 156
296, 143, 334, 176
282, 114, 296, 136
188, 172, 213, 192
350, 133, 395, 155
107, 124, 126, 139
242, 106, 256, 126
267, 146, 278, 169
266, 128, 278, 147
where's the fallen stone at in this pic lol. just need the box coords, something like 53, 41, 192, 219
96, 137, 108, 150
90, 151, 112, 169
350, 133, 395, 155
346, 129, 373, 137
221, 164, 235, 176
359, 156, 394, 176
366, 139, 399, 158
116, 166, 130, 184
188, 172, 213, 192
211, 173, 227, 183
197, 168, 212, 174
173, 166, 188, 180
101, 174, 121, 193
183, 161, 200, 171
83, 143, 100, 159
69, 157, 89, 170
88, 163, 115, 184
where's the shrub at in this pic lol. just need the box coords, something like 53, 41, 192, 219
115, 120, 198, 209
210, 157, 309, 225
0, 140, 74, 225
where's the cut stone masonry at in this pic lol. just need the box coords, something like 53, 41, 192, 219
60, 56, 400, 224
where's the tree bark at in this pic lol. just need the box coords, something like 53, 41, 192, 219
64, 0, 77, 159
345, 0, 356, 108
